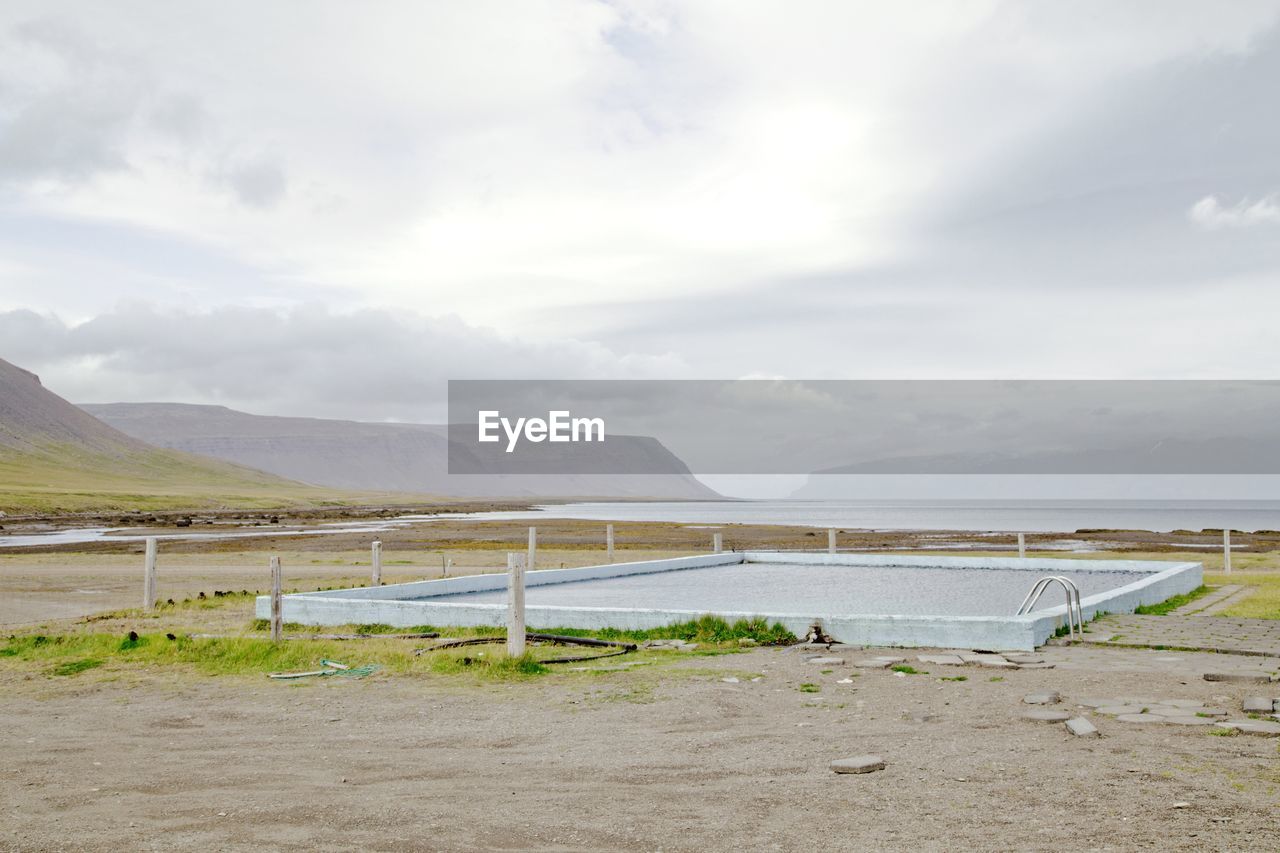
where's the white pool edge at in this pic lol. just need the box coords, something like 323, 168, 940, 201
257, 552, 1202, 651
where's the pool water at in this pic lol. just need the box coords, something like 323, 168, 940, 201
427, 562, 1144, 617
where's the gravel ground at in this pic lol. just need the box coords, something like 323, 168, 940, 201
3, 645, 1279, 852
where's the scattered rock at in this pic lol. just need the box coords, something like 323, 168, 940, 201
1065, 717, 1099, 738
831, 755, 886, 774
1022, 691, 1060, 705
1021, 709, 1071, 722
1171, 802, 1191, 809
720, 677, 739, 684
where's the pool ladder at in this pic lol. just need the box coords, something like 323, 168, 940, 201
1017, 576, 1084, 641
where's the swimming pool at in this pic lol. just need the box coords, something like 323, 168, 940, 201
259, 552, 1201, 650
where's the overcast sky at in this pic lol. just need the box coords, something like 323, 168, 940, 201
2, 1, 1280, 422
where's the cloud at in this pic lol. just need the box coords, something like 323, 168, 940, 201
1188, 194, 1280, 229
0, 304, 687, 421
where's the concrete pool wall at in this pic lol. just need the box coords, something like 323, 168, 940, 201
256, 552, 1202, 651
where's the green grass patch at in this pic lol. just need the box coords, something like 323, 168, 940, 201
939, 675, 967, 682
1206, 572, 1280, 620
1134, 585, 1211, 615
989, 676, 1004, 682
526, 615, 796, 646
50, 658, 104, 676
798, 683, 820, 693
891, 664, 924, 675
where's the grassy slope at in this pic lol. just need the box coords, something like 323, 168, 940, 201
0, 442, 414, 514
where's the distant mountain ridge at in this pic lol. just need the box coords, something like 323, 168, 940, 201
0, 357, 338, 514
82, 402, 719, 499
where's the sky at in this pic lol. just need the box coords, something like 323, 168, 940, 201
2, 1, 1280, 424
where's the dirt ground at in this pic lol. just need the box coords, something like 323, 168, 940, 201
4, 518, 1280, 851
3, 643, 1280, 852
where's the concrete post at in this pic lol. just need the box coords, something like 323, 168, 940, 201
1017, 532, 1026, 559
827, 528, 836, 554
371, 540, 382, 586
528, 526, 537, 573
142, 537, 158, 611
507, 552, 526, 656
712, 532, 723, 553
606, 524, 614, 563
1224, 529, 1232, 574
270, 556, 283, 643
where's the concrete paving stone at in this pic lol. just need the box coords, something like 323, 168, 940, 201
1004, 654, 1044, 664
1065, 717, 1099, 737
1076, 698, 1118, 708
1021, 709, 1072, 722
978, 659, 1018, 669
854, 659, 895, 669
1161, 716, 1217, 726
1204, 672, 1272, 684
1117, 713, 1171, 724
1163, 699, 1213, 709
807, 657, 846, 666
873, 656, 907, 664
917, 654, 965, 666
831, 755, 886, 774
1242, 697, 1274, 713
1222, 719, 1280, 736
1014, 662, 1057, 669
961, 654, 1008, 664
1022, 692, 1061, 705
1096, 705, 1154, 716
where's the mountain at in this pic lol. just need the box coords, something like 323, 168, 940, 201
82, 402, 719, 499
0, 357, 357, 514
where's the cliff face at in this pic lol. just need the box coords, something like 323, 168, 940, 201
82, 402, 719, 499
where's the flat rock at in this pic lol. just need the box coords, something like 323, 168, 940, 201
807, 657, 846, 666
917, 654, 965, 666
1242, 697, 1275, 713
854, 659, 895, 669
1021, 709, 1071, 722
1022, 691, 1061, 705
1117, 713, 1171, 724
831, 755, 886, 774
1161, 716, 1217, 726
1222, 719, 1280, 736
1065, 717, 1099, 737
1204, 672, 1271, 684
1096, 705, 1153, 716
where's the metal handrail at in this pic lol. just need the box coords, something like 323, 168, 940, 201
1017, 575, 1083, 640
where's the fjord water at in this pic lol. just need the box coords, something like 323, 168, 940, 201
526, 499, 1280, 533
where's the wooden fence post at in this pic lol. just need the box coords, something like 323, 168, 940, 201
606, 524, 614, 563
1017, 532, 1026, 559
827, 528, 836, 555
507, 552, 526, 656
528, 526, 537, 573
371, 540, 382, 586
142, 537, 158, 611
1224, 529, 1232, 574
270, 556, 283, 643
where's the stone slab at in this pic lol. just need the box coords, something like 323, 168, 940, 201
1221, 719, 1280, 736
1022, 691, 1061, 705
917, 654, 966, 666
1242, 697, 1275, 713
1065, 717, 1099, 737
807, 657, 846, 666
1204, 672, 1271, 684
